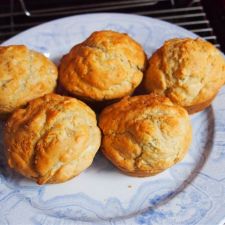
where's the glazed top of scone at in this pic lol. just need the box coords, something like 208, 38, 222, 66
144, 38, 225, 107
4, 93, 101, 184
59, 30, 146, 101
0, 45, 58, 115
99, 94, 192, 175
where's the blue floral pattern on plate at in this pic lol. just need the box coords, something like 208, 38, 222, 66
1, 13, 225, 225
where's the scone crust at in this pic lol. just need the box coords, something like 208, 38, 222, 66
59, 30, 146, 101
4, 94, 101, 184
99, 94, 192, 176
144, 38, 225, 113
0, 45, 58, 117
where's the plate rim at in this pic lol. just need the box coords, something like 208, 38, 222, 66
2, 12, 197, 46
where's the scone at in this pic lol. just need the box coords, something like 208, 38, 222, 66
144, 38, 225, 114
59, 30, 146, 101
4, 94, 101, 184
0, 45, 58, 117
99, 94, 192, 177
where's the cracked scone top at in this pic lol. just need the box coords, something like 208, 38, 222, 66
4, 94, 101, 184
0, 45, 58, 117
99, 94, 192, 176
59, 30, 146, 101
144, 38, 225, 114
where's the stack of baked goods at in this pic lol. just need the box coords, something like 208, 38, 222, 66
1, 30, 225, 184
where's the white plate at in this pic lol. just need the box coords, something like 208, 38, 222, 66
1, 13, 225, 225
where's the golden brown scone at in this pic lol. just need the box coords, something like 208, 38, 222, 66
59, 30, 146, 101
144, 38, 225, 114
4, 93, 101, 184
0, 45, 58, 117
99, 94, 192, 176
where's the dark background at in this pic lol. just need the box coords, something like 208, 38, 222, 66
202, 0, 225, 53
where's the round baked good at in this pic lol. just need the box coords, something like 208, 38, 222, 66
144, 38, 225, 114
59, 30, 146, 101
0, 45, 58, 117
99, 94, 192, 177
4, 94, 101, 184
